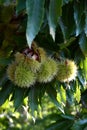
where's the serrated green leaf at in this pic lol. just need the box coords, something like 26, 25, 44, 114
59, 18, 68, 41
46, 85, 64, 113
26, 0, 45, 47
59, 3, 75, 41
57, 92, 61, 103
16, 0, 26, 14
79, 33, 87, 56
84, 14, 87, 36
61, 114, 74, 120
83, 57, 87, 80
84, 0, 87, 35
37, 84, 46, 105
57, 86, 66, 108
48, 0, 62, 40
60, 86, 66, 104
0, 82, 13, 106
73, 1, 85, 36
74, 82, 81, 103
66, 88, 74, 105
14, 87, 25, 110
28, 86, 39, 113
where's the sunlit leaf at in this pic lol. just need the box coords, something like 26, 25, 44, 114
46, 85, 64, 113
57, 86, 66, 108
83, 57, 87, 80
74, 81, 81, 103
60, 86, 66, 104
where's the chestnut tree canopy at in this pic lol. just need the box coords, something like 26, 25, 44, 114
0, 0, 87, 129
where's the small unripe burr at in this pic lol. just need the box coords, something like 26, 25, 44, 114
7, 62, 17, 82
15, 52, 25, 64
14, 63, 36, 88
37, 58, 58, 83
56, 59, 77, 82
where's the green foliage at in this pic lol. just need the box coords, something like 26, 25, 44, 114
79, 33, 87, 56
26, 0, 45, 47
74, 81, 81, 103
46, 83, 64, 113
28, 85, 39, 113
0, 81, 13, 106
0, 0, 87, 129
14, 87, 25, 110
16, 0, 26, 14
48, 0, 62, 40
